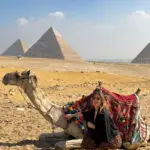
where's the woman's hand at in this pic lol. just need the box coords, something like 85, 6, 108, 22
64, 112, 82, 120
64, 114, 74, 120
87, 121, 95, 129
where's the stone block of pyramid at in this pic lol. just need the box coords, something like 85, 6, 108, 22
1, 39, 29, 56
24, 27, 83, 61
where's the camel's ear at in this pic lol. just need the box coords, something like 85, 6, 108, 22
27, 70, 34, 77
33, 75, 38, 85
27, 70, 30, 76
15, 71, 20, 78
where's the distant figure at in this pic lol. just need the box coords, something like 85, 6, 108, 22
17, 55, 22, 60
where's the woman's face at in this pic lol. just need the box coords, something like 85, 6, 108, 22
92, 93, 102, 108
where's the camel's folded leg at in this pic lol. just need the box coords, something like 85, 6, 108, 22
39, 131, 68, 142
64, 121, 83, 139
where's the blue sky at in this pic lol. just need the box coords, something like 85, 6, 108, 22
1, 0, 150, 60
0, 0, 140, 24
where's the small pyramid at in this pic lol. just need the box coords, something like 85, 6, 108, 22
1, 39, 29, 56
132, 43, 150, 64
24, 27, 83, 61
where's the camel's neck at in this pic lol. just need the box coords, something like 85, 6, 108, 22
21, 83, 68, 129
26, 87, 52, 113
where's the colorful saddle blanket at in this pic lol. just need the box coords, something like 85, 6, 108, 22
63, 87, 149, 144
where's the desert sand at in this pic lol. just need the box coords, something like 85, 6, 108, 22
0, 56, 150, 149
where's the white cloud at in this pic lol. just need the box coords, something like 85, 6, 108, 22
49, 11, 64, 18
131, 10, 150, 19
17, 17, 29, 25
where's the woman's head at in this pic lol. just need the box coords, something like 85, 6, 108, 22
92, 88, 106, 110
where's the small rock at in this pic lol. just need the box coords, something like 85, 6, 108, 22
8, 89, 15, 96
17, 108, 25, 111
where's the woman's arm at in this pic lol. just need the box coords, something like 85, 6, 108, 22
73, 112, 82, 117
64, 112, 82, 120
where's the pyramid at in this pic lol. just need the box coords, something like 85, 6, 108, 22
132, 43, 150, 64
1, 39, 29, 56
24, 27, 83, 61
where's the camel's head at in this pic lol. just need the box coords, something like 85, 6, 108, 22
3, 70, 38, 89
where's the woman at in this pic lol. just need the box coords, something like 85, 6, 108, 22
65, 88, 122, 149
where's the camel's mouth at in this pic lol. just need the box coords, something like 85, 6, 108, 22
3, 74, 9, 85
2, 72, 20, 85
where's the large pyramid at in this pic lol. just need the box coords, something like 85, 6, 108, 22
1, 39, 29, 56
132, 43, 150, 64
24, 27, 83, 61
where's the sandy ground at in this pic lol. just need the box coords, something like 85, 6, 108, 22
0, 56, 150, 149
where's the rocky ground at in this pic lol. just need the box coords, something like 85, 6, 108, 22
0, 56, 150, 149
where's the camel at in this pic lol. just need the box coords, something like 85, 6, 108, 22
3, 70, 150, 149
2, 70, 83, 139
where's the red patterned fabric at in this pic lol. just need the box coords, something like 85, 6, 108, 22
64, 86, 149, 143
101, 87, 138, 142
72, 87, 140, 142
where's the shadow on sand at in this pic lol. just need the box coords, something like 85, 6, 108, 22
0, 132, 71, 150
0, 139, 60, 150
